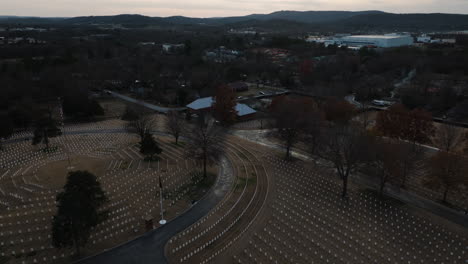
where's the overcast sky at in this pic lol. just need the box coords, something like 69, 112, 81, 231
2, 0, 467, 17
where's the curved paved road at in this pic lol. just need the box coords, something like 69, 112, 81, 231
107, 91, 186, 113
76, 156, 234, 264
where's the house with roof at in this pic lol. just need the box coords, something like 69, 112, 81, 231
227, 82, 249, 92
186, 97, 256, 121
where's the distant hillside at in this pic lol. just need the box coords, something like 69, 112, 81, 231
1, 11, 468, 32
0, 16, 65, 24
159, 11, 385, 25
238, 10, 385, 24
223, 19, 313, 32
338, 13, 468, 31
64, 14, 163, 25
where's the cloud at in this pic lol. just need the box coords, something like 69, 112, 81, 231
0, 0, 467, 17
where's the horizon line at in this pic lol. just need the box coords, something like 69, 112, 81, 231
1, 9, 468, 19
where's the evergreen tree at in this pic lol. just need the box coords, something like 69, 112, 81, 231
52, 171, 107, 256
32, 116, 61, 149
140, 133, 162, 161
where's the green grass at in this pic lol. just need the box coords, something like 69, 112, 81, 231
120, 161, 130, 170
171, 141, 186, 147
42, 146, 59, 153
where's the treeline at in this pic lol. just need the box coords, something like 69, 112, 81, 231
270, 95, 468, 208
297, 44, 468, 120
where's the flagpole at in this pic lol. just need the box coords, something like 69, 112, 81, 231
159, 173, 166, 225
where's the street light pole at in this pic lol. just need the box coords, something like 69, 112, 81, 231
59, 97, 73, 170
158, 173, 166, 225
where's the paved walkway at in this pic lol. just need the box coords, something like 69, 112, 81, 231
107, 91, 186, 113
77, 157, 234, 264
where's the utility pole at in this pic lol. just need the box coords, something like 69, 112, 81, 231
59, 97, 73, 170
158, 173, 166, 225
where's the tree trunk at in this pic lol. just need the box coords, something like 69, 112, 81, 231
203, 152, 207, 178
44, 129, 49, 150
71, 222, 81, 257
285, 145, 291, 160
379, 180, 385, 198
175, 135, 179, 145
379, 171, 386, 198
400, 161, 408, 188
443, 185, 449, 203
342, 175, 348, 198
400, 174, 407, 188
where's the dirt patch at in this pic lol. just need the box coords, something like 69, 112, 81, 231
99, 98, 127, 118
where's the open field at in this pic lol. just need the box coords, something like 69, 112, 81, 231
99, 99, 127, 119
166, 136, 468, 264
0, 117, 467, 264
0, 120, 214, 264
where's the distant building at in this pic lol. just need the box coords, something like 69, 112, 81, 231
451, 30, 468, 35
186, 97, 214, 113
251, 48, 291, 64
235, 103, 257, 120
337, 34, 414, 48
228, 82, 249, 92
186, 97, 256, 120
228, 29, 257, 35
429, 38, 456, 44
417, 35, 432, 43
441, 39, 456, 44
204, 47, 242, 63
162, 43, 185, 54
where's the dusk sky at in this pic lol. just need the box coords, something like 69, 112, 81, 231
2, 0, 468, 17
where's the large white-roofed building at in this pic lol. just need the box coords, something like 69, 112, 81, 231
336, 34, 414, 48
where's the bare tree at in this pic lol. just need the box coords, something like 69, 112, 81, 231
304, 110, 325, 156
355, 110, 374, 130
32, 115, 61, 150
185, 118, 225, 177
434, 123, 464, 153
368, 139, 404, 197
166, 111, 184, 144
394, 142, 424, 188
126, 114, 156, 140
0, 113, 14, 150
314, 124, 371, 198
271, 96, 318, 159
426, 151, 467, 203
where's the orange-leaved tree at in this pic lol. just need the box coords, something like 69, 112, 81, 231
323, 98, 357, 124
213, 85, 237, 125
375, 104, 434, 145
